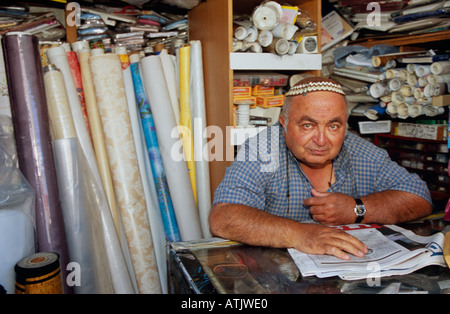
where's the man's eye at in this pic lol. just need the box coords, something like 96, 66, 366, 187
303, 123, 312, 129
329, 124, 339, 130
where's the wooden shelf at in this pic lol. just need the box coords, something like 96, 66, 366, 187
230, 52, 322, 70
349, 29, 450, 48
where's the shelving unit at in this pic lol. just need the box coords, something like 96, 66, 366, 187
374, 133, 449, 202
188, 0, 322, 194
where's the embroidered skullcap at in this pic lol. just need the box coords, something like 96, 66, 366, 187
285, 77, 345, 97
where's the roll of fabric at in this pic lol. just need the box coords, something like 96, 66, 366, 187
89, 52, 161, 293
178, 45, 197, 203
2, 33, 71, 294
130, 54, 180, 243
140, 55, 203, 241
190, 40, 212, 238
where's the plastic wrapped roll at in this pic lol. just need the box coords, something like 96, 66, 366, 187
43, 64, 114, 293
258, 30, 273, 47
140, 55, 203, 241
190, 40, 212, 238
0, 124, 35, 294
2, 33, 71, 294
89, 53, 161, 294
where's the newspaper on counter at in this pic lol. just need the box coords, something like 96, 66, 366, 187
288, 223, 446, 280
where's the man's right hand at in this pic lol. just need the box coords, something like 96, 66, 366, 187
292, 223, 369, 260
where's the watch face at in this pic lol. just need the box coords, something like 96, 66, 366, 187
355, 205, 366, 216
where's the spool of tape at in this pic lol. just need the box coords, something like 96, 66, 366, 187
15, 252, 63, 294
297, 36, 318, 54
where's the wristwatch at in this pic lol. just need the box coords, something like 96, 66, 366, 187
354, 199, 366, 223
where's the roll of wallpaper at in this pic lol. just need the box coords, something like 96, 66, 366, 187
66, 50, 91, 137
43, 64, 77, 139
130, 54, 180, 243
118, 49, 167, 292
160, 52, 180, 125
415, 64, 431, 77
179, 45, 197, 203
89, 53, 161, 293
431, 61, 450, 75
2, 33, 71, 294
424, 105, 445, 116
190, 40, 212, 238
78, 49, 134, 293
140, 55, 203, 241
408, 103, 423, 118
424, 82, 447, 97
427, 74, 450, 85
78, 49, 120, 235
258, 30, 273, 47
369, 81, 390, 98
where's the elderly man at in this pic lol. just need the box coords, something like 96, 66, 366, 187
210, 77, 432, 260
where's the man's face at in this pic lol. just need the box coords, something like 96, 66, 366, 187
279, 91, 347, 168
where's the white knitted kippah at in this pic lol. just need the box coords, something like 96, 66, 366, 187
285, 77, 345, 97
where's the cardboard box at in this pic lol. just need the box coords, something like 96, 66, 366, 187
256, 95, 285, 108
252, 85, 275, 96
392, 122, 448, 141
233, 86, 252, 97
233, 96, 256, 108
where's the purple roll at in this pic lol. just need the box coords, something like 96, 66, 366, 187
2, 33, 71, 293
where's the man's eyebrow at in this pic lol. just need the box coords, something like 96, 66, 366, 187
297, 116, 344, 124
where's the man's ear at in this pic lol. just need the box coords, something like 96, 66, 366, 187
279, 113, 285, 129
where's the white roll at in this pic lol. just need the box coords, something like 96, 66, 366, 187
369, 82, 390, 98
258, 30, 273, 47
252, 1, 282, 31
431, 61, 450, 75
271, 23, 298, 40
415, 64, 431, 77
140, 55, 203, 241
424, 83, 447, 97
190, 40, 212, 239
160, 52, 180, 125
424, 105, 445, 116
408, 104, 423, 118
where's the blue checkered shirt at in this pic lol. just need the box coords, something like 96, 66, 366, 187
213, 123, 432, 222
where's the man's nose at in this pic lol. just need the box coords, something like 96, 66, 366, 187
312, 128, 327, 146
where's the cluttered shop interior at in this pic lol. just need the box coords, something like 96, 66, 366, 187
0, 0, 450, 295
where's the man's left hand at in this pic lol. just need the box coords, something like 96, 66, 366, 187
303, 189, 356, 225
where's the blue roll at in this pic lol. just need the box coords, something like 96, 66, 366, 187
130, 60, 181, 242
